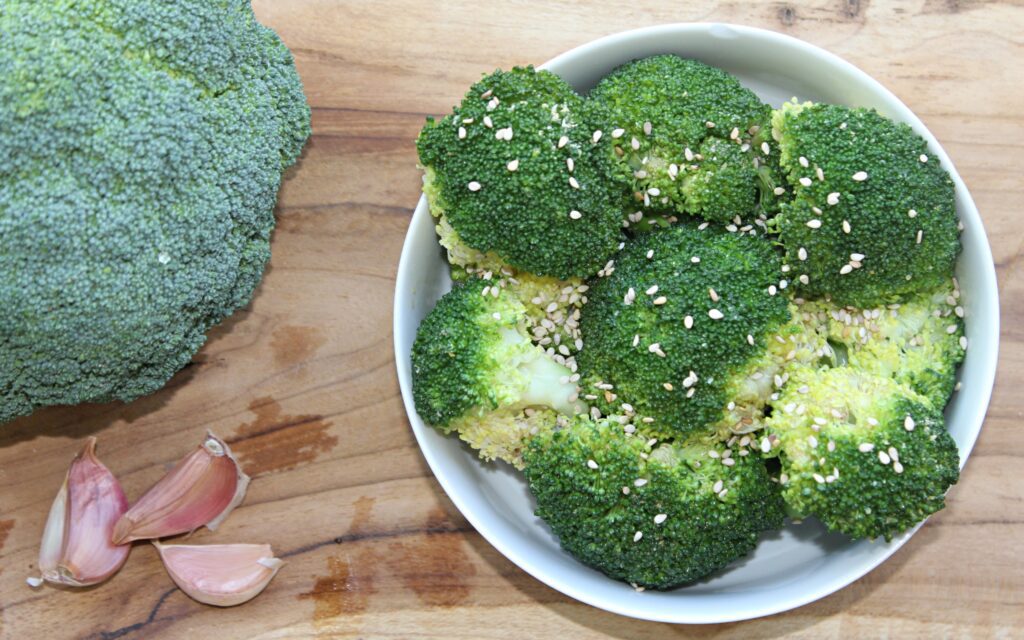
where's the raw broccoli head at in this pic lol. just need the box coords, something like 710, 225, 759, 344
587, 55, 776, 224
764, 366, 960, 540
523, 416, 785, 589
411, 278, 583, 467
802, 280, 965, 409
417, 67, 623, 279
577, 223, 790, 439
771, 101, 960, 307
0, 0, 311, 423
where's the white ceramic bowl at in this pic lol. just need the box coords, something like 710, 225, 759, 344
393, 23, 999, 623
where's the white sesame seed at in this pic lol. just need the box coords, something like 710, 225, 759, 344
663, 382, 674, 391
467, 181, 481, 192
684, 315, 694, 329
812, 206, 823, 215
730, 127, 739, 140
654, 513, 667, 524
761, 141, 770, 155
646, 249, 654, 259
708, 309, 724, 320
768, 285, 777, 296
813, 473, 826, 484
611, 128, 625, 139
566, 157, 574, 172
722, 458, 735, 467
643, 121, 652, 135
827, 192, 841, 206
709, 288, 719, 302
859, 443, 875, 453
888, 446, 899, 462
569, 210, 582, 220
707, 121, 716, 128
960, 336, 968, 350
919, 154, 928, 163
558, 135, 568, 148
645, 285, 658, 295
648, 187, 661, 196
839, 264, 853, 275
840, 122, 847, 129
799, 274, 810, 285
893, 461, 904, 474
592, 130, 603, 143
633, 531, 643, 542
632, 334, 640, 347
946, 324, 958, 334
799, 156, 809, 168
842, 220, 852, 234
761, 438, 771, 453
828, 441, 836, 452
867, 417, 879, 426
458, 126, 467, 139
587, 459, 599, 469
653, 296, 667, 305
691, 256, 701, 264
569, 176, 580, 189
634, 478, 648, 487
622, 486, 630, 495
852, 171, 868, 182
806, 219, 822, 229
799, 177, 812, 187
506, 159, 519, 171
684, 147, 694, 162
747, 334, 755, 346
708, 450, 720, 459
808, 435, 818, 448
798, 247, 808, 261
916, 229, 924, 244
904, 416, 916, 431
631, 137, 641, 151
908, 209, 917, 218
878, 451, 891, 465
483, 115, 493, 128
773, 187, 786, 196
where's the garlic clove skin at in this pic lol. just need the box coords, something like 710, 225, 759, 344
112, 432, 249, 544
37, 438, 130, 587
153, 541, 283, 607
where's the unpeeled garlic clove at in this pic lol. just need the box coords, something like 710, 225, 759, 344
112, 432, 249, 544
36, 438, 130, 587
153, 541, 283, 607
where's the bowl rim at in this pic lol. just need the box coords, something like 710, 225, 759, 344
393, 22, 1000, 623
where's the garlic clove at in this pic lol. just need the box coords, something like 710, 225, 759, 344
37, 438, 130, 587
112, 432, 249, 544
153, 541, 283, 607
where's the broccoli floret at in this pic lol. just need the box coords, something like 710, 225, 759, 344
412, 279, 584, 467
577, 224, 790, 439
764, 366, 960, 540
771, 101, 960, 307
587, 55, 775, 224
0, 0, 310, 423
523, 416, 785, 589
799, 280, 965, 409
417, 67, 623, 279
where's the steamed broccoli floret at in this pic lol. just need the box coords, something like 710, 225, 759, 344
0, 0, 311, 423
764, 367, 960, 540
577, 224, 790, 439
523, 416, 785, 589
587, 55, 776, 224
801, 281, 966, 409
771, 101, 960, 307
417, 67, 623, 279
412, 279, 584, 467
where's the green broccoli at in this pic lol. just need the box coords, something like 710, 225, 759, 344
417, 67, 623, 279
763, 366, 960, 540
577, 223, 790, 439
587, 55, 778, 224
798, 280, 965, 409
0, 0, 310, 423
771, 101, 961, 307
523, 416, 785, 589
412, 278, 585, 467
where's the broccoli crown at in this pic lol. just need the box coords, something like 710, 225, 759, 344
417, 67, 623, 279
587, 55, 773, 223
577, 224, 790, 438
523, 417, 785, 589
0, 0, 311, 423
411, 278, 580, 435
771, 101, 960, 307
765, 366, 960, 540
801, 281, 965, 409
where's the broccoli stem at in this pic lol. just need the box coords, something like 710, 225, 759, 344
520, 355, 584, 416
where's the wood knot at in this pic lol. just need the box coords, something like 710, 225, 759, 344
778, 5, 797, 26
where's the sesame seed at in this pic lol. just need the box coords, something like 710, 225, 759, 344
812, 206, 823, 215
691, 256, 701, 263
708, 450, 720, 459
684, 315, 694, 329
852, 171, 868, 181
569, 210, 582, 220
634, 478, 648, 487
483, 115, 493, 128
946, 324, 958, 334
761, 141, 770, 155
722, 458, 735, 467
643, 121, 652, 135
648, 343, 666, 357
798, 247, 808, 261
799, 156, 809, 168
712, 480, 723, 493
566, 157, 574, 172
916, 229, 924, 244
773, 187, 786, 196
908, 209, 917, 218
828, 441, 836, 452
622, 486, 630, 495
480, 89, 493, 99
684, 147, 694, 162
654, 513, 667, 524
507, 159, 519, 171
611, 128, 625, 138
467, 181, 482, 192
867, 417, 879, 426
663, 382, 674, 391
878, 451, 891, 465
708, 309, 724, 320
839, 264, 853, 275
888, 446, 899, 461
919, 154, 928, 163
799, 274, 810, 285
827, 192, 841, 206
816, 167, 825, 181
842, 220, 851, 234
747, 334, 755, 346
458, 126, 466, 139
632, 333, 640, 347
587, 459, 599, 469
569, 176, 580, 189
492, 312, 501, 320
840, 122, 847, 129
859, 443, 875, 453
730, 127, 739, 140
960, 336, 968, 350
633, 531, 643, 542
808, 435, 818, 448
806, 219, 822, 229
768, 285, 777, 296
709, 288, 719, 301
707, 121, 716, 128
813, 473, 825, 484
646, 249, 654, 259
647, 187, 661, 196
761, 438, 771, 453
904, 416, 915, 431
592, 130, 603, 143
645, 285, 659, 295
653, 296, 667, 305
893, 461, 904, 474
558, 135, 568, 148
799, 177, 812, 187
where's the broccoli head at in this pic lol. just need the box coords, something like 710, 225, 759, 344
764, 366, 960, 540
417, 67, 623, 279
411, 278, 584, 467
0, 0, 311, 423
587, 55, 776, 224
577, 223, 790, 439
801, 280, 965, 409
523, 416, 785, 589
771, 101, 960, 307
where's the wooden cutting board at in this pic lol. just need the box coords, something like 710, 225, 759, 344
1, 1, 1022, 637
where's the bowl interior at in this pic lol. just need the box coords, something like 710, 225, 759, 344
393, 24, 998, 623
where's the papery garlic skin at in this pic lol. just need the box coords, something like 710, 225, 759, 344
112, 432, 249, 544
154, 542, 283, 607
38, 438, 130, 587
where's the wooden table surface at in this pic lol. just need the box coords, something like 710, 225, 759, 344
2, 1, 1022, 637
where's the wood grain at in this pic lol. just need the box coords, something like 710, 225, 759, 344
2, 1, 1023, 637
